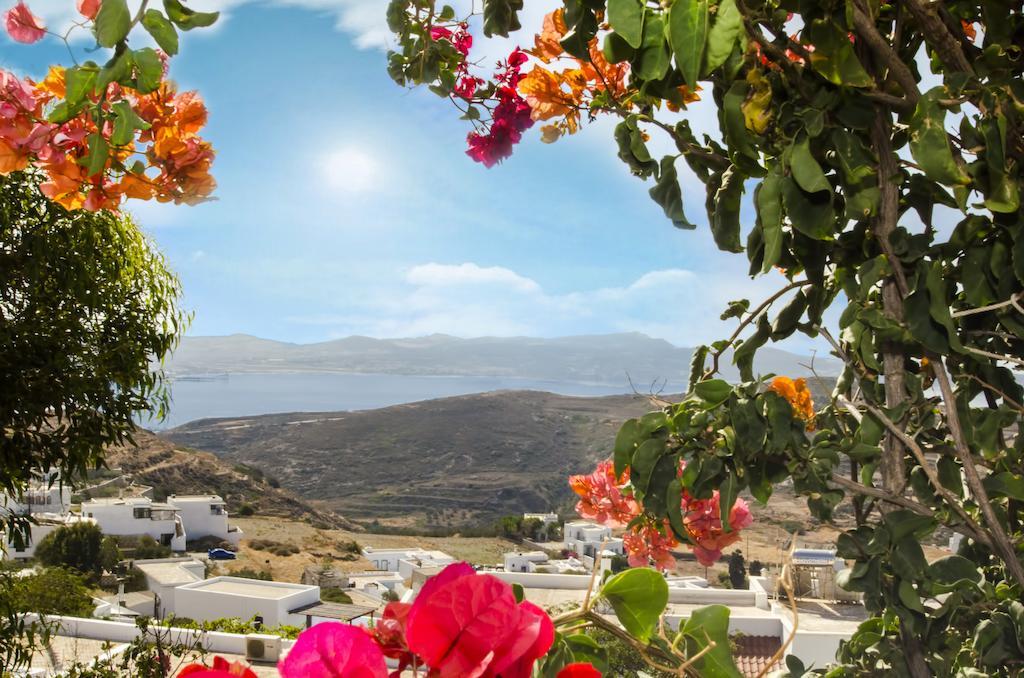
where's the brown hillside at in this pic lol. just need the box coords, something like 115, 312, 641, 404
100, 429, 354, 529
162, 391, 660, 526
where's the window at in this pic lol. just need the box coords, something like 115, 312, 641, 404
160, 533, 172, 546
210, 505, 224, 515
133, 507, 151, 519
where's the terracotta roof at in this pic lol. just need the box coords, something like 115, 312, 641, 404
732, 635, 782, 677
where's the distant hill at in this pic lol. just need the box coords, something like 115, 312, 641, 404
161, 384, 834, 528
101, 430, 354, 529
165, 332, 841, 385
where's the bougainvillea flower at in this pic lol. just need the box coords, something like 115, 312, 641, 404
76, 0, 100, 20
768, 376, 816, 429
405, 562, 554, 677
530, 9, 567, 62
557, 663, 603, 678
373, 600, 415, 675
624, 521, 679, 570
4, 2, 44, 43
178, 656, 258, 678
278, 622, 387, 678
569, 461, 639, 527
683, 495, 754, 566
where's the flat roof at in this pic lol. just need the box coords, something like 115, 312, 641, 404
135, 562, 203, 587
290, 601, 376, 621
181, 577, 314, 600
169, 495, 225, 502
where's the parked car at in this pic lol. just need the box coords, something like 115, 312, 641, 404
208, 547, 236, 560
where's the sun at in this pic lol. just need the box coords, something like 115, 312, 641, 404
322, 147, 380, 193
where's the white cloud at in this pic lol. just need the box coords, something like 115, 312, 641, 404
406, 262, 541, 293
286, 260, 801, 348
189, 250, 207, 262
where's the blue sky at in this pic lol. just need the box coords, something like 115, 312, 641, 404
3, 0, 816, 351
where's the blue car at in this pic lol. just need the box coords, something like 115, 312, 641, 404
208, 548, 236, 560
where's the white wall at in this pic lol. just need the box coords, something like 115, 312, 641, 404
168, 497, 231, 543
171, 578, 320, 627
82, 500, 187, 551
491, 571, 595, 590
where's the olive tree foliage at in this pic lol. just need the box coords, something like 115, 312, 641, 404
0, 170, 186, 538
387, 0, 1024, 674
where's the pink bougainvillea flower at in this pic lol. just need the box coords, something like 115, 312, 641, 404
4, 2, 44, 44
405, 562, 555, 677
178, 656, 258, 677
557, 663, 603, 678
569, 460, 639, 527
278, 622, 387, 678
76, 0, 100, 20
624, 521, 678, 571
373, 601, 415, 674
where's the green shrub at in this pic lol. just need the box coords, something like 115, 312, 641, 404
10, 567, 94, 617
236, 503, 255, 517
34, 523, 104, 578
320, 588, 353, 604
229, 567, 272, 581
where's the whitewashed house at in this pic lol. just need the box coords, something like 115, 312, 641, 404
362, 547, 455, 579
81, 497, 187, 551
167, 495, 243, 547
0, 469, 72, 517
133, 557, 206, 618
172, 577, 320, 627
563, 520, 624, 566
503, 551, 550, 573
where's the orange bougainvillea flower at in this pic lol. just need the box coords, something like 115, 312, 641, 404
530, 9, 567, 62
768, 376, 816, 430
961, 20, 977, 41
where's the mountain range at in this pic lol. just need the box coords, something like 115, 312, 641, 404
166, 332, 841, 385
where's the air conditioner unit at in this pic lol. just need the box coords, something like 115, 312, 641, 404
245, 634, 282, 663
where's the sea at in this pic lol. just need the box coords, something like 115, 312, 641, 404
145, 372, 684, 431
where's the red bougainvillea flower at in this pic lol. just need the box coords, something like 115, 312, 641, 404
76, 0, 100, 20
683, 494, 754, 566
372, 600, 415, 674
569, 460, 639, 527
557, 662, 603, 678
4, 2, 44, 44
405, 561, 554, 677
466, 49, 534, 167
624, 521, 679, 571
278, 622, 387, 678
178, 656, 258, 677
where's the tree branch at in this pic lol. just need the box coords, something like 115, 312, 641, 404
850, 3, 921, 104
932, 358, 1024, 588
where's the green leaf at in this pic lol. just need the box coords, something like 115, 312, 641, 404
688, 345, 708, 390
603, 32, 636, 64
927, 555, 981, 592
890, 536, 927, 580
711, 166, 744, 253
898, 580, 925, 613
668, 0, 709, 87
806, 19, 873, 87
909, 88, 971, 186
694, 379, 732, 405
781, 175, 835, 240
512, 582, 524, 603
142, 9, 179, 55
650, 156, 693, 229
982, 472, 1024, 500
96, 51, 131, 95
636, 14, 671, 81
979, 116, 1019, 213
789, 134, 831, 193
666, 479, 688, 540
563, 634, 609, 673
613, 419, 641, 478
681, 605, 744, 678
631, 438, 666, 494
64, 65, 98, 107
756, 167, 784, 273
884, 509, 935, 542
164, 0, 219, 30
733, 315, 769, 381
722, 81, 757, 162
601, 569, 669, 642
607, 0, 644, 49
771, 290, 807, 340
131, 48, 164, 94
110, 101, 151, 146
82, 133, 110, 177
703, 0, 741, 74
95, 0, 131, 47
718, 468, 739, 531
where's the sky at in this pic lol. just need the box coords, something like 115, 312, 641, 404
1, 0, 822, 352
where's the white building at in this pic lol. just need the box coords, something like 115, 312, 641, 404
1, 470, 72, 517
172, 576, 320, 627
133, 557, 206, 618
503, 551, 550, 573
563, 521, 624, 565
166, 495, 243, 547
3, 513, 96, 560
362, 547, 455, 579
81, 497, 187, 551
